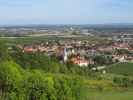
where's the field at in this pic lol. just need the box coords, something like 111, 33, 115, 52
0, 35, 109, 45
107, 62, 133, 76
87, 62, 133, 100
87, 91, 133, 100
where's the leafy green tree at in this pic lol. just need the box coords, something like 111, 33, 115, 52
93, 55, 113, 65
0, 41, 10, 61
0, 60, 24, 100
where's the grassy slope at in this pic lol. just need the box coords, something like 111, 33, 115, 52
87, 91, 133, 100
107, 62, 133, 76
86, 62, 133, 100
60, 74, 133, 100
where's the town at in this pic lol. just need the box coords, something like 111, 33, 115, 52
16, 36, 133, 72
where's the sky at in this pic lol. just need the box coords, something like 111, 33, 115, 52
0, 0, 132, 25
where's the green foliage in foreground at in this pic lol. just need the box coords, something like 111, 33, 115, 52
0, 60, 87, 100
0, 60, 133, 100
1, 60, 133, 100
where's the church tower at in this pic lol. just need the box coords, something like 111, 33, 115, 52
63, 47, 68, 62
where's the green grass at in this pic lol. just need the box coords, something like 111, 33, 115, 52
107, 62, 133, 76
87, 90, 133, 100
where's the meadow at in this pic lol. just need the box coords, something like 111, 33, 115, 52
86, 90, 133, 100
107, 62, 133, 76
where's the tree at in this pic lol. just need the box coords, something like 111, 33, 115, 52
0, 41, 10, 61
0, 60, 24, 100
93, 55, 113, 65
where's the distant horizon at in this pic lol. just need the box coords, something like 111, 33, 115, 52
0, 23, 133, 27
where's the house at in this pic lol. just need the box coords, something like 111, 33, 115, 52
73, 60, 89, 67
112, 43, 130, 50
23, 46, 37, 53
113, 55, 127, 62
71, 56, 89, 67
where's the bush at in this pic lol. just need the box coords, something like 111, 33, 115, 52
113, 77, 132, 88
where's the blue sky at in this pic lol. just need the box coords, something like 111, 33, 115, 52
0, 0, 132, 25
